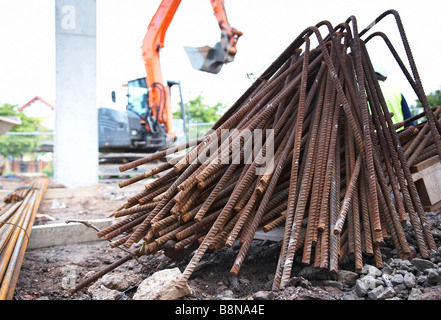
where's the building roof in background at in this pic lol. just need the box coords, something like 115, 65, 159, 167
18, 96, 54, 112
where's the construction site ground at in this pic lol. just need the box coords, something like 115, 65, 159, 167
1, 174, 441, 301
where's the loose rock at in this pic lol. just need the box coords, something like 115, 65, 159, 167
377, 287, 396, 300
427, 269, 441, 284
337, 270, 359, 286
253, 290, 275, 300
360, 275, 379, 290
101, 273, 130, 292
411, 258, 436, 272
403, 273, 416, 289
132, 268, 192, 300
367, 285, 385, 300
216, 289, 235, 300
391, 274, 404, 286
361, 264, 382, 277
90, 285, 123, 300
381, 274, 393, 287
408, 288, 422, 300
354, 279, 369, 297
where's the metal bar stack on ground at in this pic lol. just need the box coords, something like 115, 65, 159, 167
0, 176, 49, 300
69, 10, 439, 293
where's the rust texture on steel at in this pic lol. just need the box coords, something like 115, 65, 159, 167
0, 177, 49, 300
69, 10, 439, 293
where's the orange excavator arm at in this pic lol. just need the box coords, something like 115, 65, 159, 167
141, 0, 242, 138
209, 0, 242, 58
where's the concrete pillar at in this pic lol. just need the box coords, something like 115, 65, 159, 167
54, 0, 98, 188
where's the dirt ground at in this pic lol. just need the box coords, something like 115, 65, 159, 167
2, 174, 283, 300
1, 174, 441, 301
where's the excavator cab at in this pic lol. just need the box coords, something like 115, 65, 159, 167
98, 78, 172, 153
126, 78, 148, 117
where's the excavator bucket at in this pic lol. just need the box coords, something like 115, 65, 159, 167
184, 41, 233, 74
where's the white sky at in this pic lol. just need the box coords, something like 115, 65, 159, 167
0, 0, 440, 113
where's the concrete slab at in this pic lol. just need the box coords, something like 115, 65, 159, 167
28, 218, 113, 249
43, 187, 100, 199
25, 219, 283, 250
411, 158, 441, 210
254, 227, 284, 242
0, 187, 100, 201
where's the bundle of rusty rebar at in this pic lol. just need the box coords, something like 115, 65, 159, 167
0, 176, 49, 300
70, 10, 440, 293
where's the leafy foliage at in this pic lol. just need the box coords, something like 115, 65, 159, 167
173, 94, 227, 123
415, 87, 441, 109
0, 103, 43, 156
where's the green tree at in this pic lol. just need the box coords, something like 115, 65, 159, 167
415, 87, 441, 110
173, 94, 227, 123
0, 103, 43, 156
